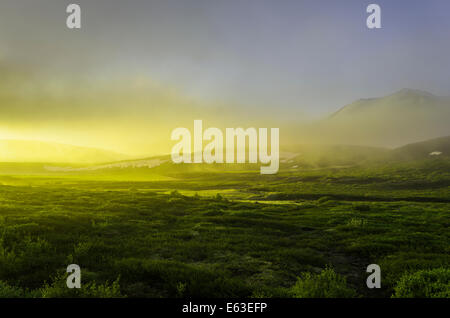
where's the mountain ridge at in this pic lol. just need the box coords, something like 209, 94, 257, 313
330, 88, 447, 118
311, 88, 450, 147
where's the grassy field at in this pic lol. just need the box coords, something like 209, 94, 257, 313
0, 159, 448, 298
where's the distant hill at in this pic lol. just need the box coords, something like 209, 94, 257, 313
329, 89, 440, 118
1, 137, 449, 178
311, 89, 450, 147
391, 136, 450, 161
0, 140, 129, 163
280, 144, 388, 169
35, 144, 390, 174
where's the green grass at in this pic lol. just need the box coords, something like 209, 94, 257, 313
0, 159, 448, 298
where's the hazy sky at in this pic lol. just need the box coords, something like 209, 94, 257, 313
0, 0, 449, 155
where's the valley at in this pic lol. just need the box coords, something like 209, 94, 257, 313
0, 137, 448, 298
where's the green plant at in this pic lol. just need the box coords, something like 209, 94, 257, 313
40, 273, 123, 298
290, 267, 356, 298
392, 268, 450, 298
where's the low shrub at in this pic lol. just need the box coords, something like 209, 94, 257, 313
392, 268, 450, 298
290, 267, 356, 298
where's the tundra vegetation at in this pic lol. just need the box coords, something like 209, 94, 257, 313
0, 156, 448, 298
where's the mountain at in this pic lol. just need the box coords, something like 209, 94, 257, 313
309, 89, 450, 147
0, 140, 129, 163
329, 89, 439, 118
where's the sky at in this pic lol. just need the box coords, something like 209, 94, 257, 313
0, 0, 449, 155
